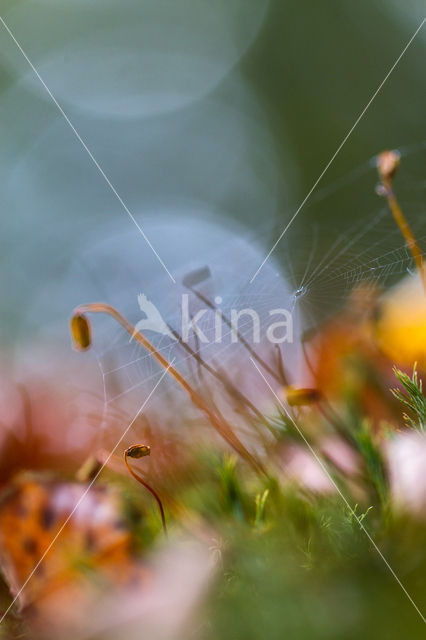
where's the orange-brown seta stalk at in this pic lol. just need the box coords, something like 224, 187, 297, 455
70, 303, 265, 475
124, 444, 167, 537
377, 150, 426, 294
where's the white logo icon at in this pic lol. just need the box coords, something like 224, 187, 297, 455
130, 293, 176, 341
